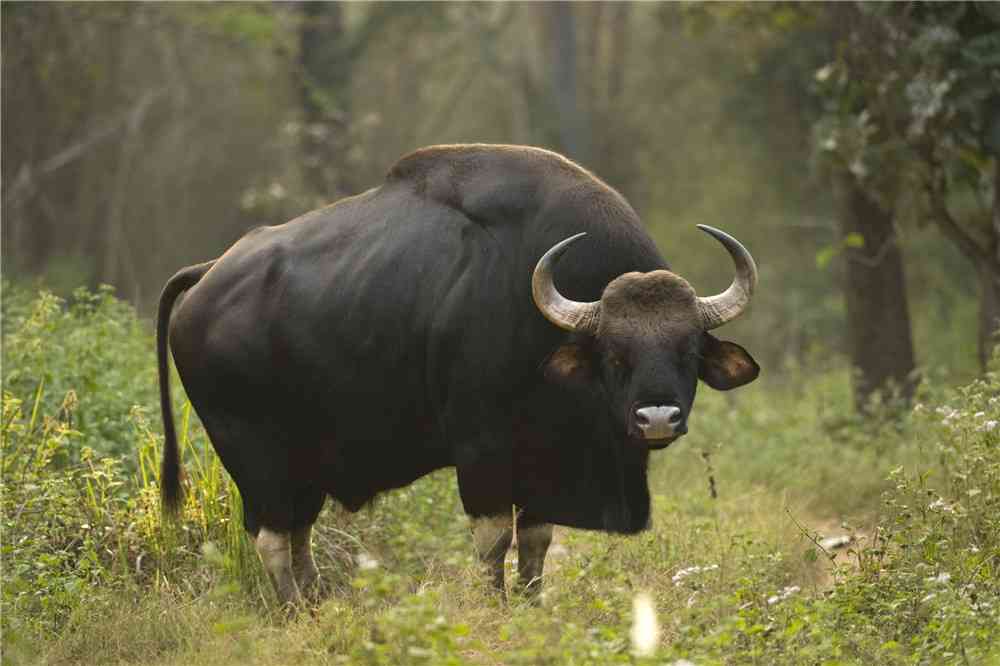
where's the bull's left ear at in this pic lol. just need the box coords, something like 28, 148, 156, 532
699, 333, 759, 390
543, 342, 594, 390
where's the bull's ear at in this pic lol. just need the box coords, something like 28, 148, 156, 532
699, 333, 759, 390
543, 343, 594, 389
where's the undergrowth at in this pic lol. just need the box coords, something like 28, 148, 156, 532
2, 285, 999, 664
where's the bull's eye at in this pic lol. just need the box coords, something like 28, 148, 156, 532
606, 351, 628, 373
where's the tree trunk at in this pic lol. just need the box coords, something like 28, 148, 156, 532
980, 156, 1000, 368
606, 3, 630, 105
583, 2, 604, 120
835, 170, 917, 410
602, 3, 641, 207
299, 2, 351, 203
542, 3, 590, 164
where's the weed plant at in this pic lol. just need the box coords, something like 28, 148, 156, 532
2, 286, 998, 664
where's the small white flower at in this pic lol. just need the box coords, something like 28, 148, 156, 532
767, 585, 801, 605
671, 564, 719, 586
631, 593, 660, 657
926, 572, 951, 585
815, 64, 835, 82
929, 498, 954, 513
355, 551, 379, 570
978, 420, 998, 432
974, 412, 986, 419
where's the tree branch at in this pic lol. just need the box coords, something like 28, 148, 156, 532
1, 88, 165, 210
924, 155, 1000, 276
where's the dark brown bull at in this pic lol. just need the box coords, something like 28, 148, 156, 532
157, 144, 758, 605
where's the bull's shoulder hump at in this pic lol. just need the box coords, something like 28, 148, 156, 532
384, 144, 613, 225
386, 144, 588, 181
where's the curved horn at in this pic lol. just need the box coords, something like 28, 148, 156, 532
695, 224, 758, 330
532, 233, 601, 334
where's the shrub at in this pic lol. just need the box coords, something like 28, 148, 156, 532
2, 284, 159, 462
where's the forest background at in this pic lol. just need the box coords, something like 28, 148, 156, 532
6, 2, 1000, 392
3, 3, 1000, 664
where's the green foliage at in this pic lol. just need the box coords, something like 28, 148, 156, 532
816, 232, 865, 270
654, 367, 1000, 664
3, 286, 1000, 664
348, 581, 472, 665
0, 387, 256, 648
196, 5, 280, 46
2, 284, 159, 463
812, 2, 998, 226
5, 2, 985, 380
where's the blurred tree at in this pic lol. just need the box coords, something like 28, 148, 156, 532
299, 2, 350, 202
674, 2, 922, 406
296, 3, 424, 204
539, 3, 591, 164
1, 1, 985, 383
2, 3, 295, 308
833, 169, 918, 408
816, 3, 919, 408
814, 2, 1000, 371
649, 3, 847, 373
584, 3, 643, 207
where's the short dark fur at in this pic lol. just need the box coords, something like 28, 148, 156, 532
158, 144, 756, 541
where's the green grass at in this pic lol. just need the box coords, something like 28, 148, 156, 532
3, 286, 999, 664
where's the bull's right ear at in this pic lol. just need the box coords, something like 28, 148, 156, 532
699, 333, 759, 390
543, 343, 594, 389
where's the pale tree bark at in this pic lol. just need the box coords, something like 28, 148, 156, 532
835, 170, 917, 410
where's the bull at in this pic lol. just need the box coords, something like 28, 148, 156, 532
157, 144, 759, 605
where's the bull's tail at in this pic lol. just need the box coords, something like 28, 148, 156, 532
158, 261, 215, 517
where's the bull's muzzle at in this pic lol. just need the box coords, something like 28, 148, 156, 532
634, 405, 685, 446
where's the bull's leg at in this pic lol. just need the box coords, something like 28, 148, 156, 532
516, 521, 553, 600
290, 523, 321, 602
471, 514, 514, 594
456, 449, 514, 596
256, 527, 302, 607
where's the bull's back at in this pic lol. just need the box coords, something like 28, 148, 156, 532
169, 182, 502, 443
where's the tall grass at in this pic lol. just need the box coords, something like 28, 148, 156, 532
2, 285, 999, 664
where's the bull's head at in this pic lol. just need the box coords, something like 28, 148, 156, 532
533, 225, 759, 449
